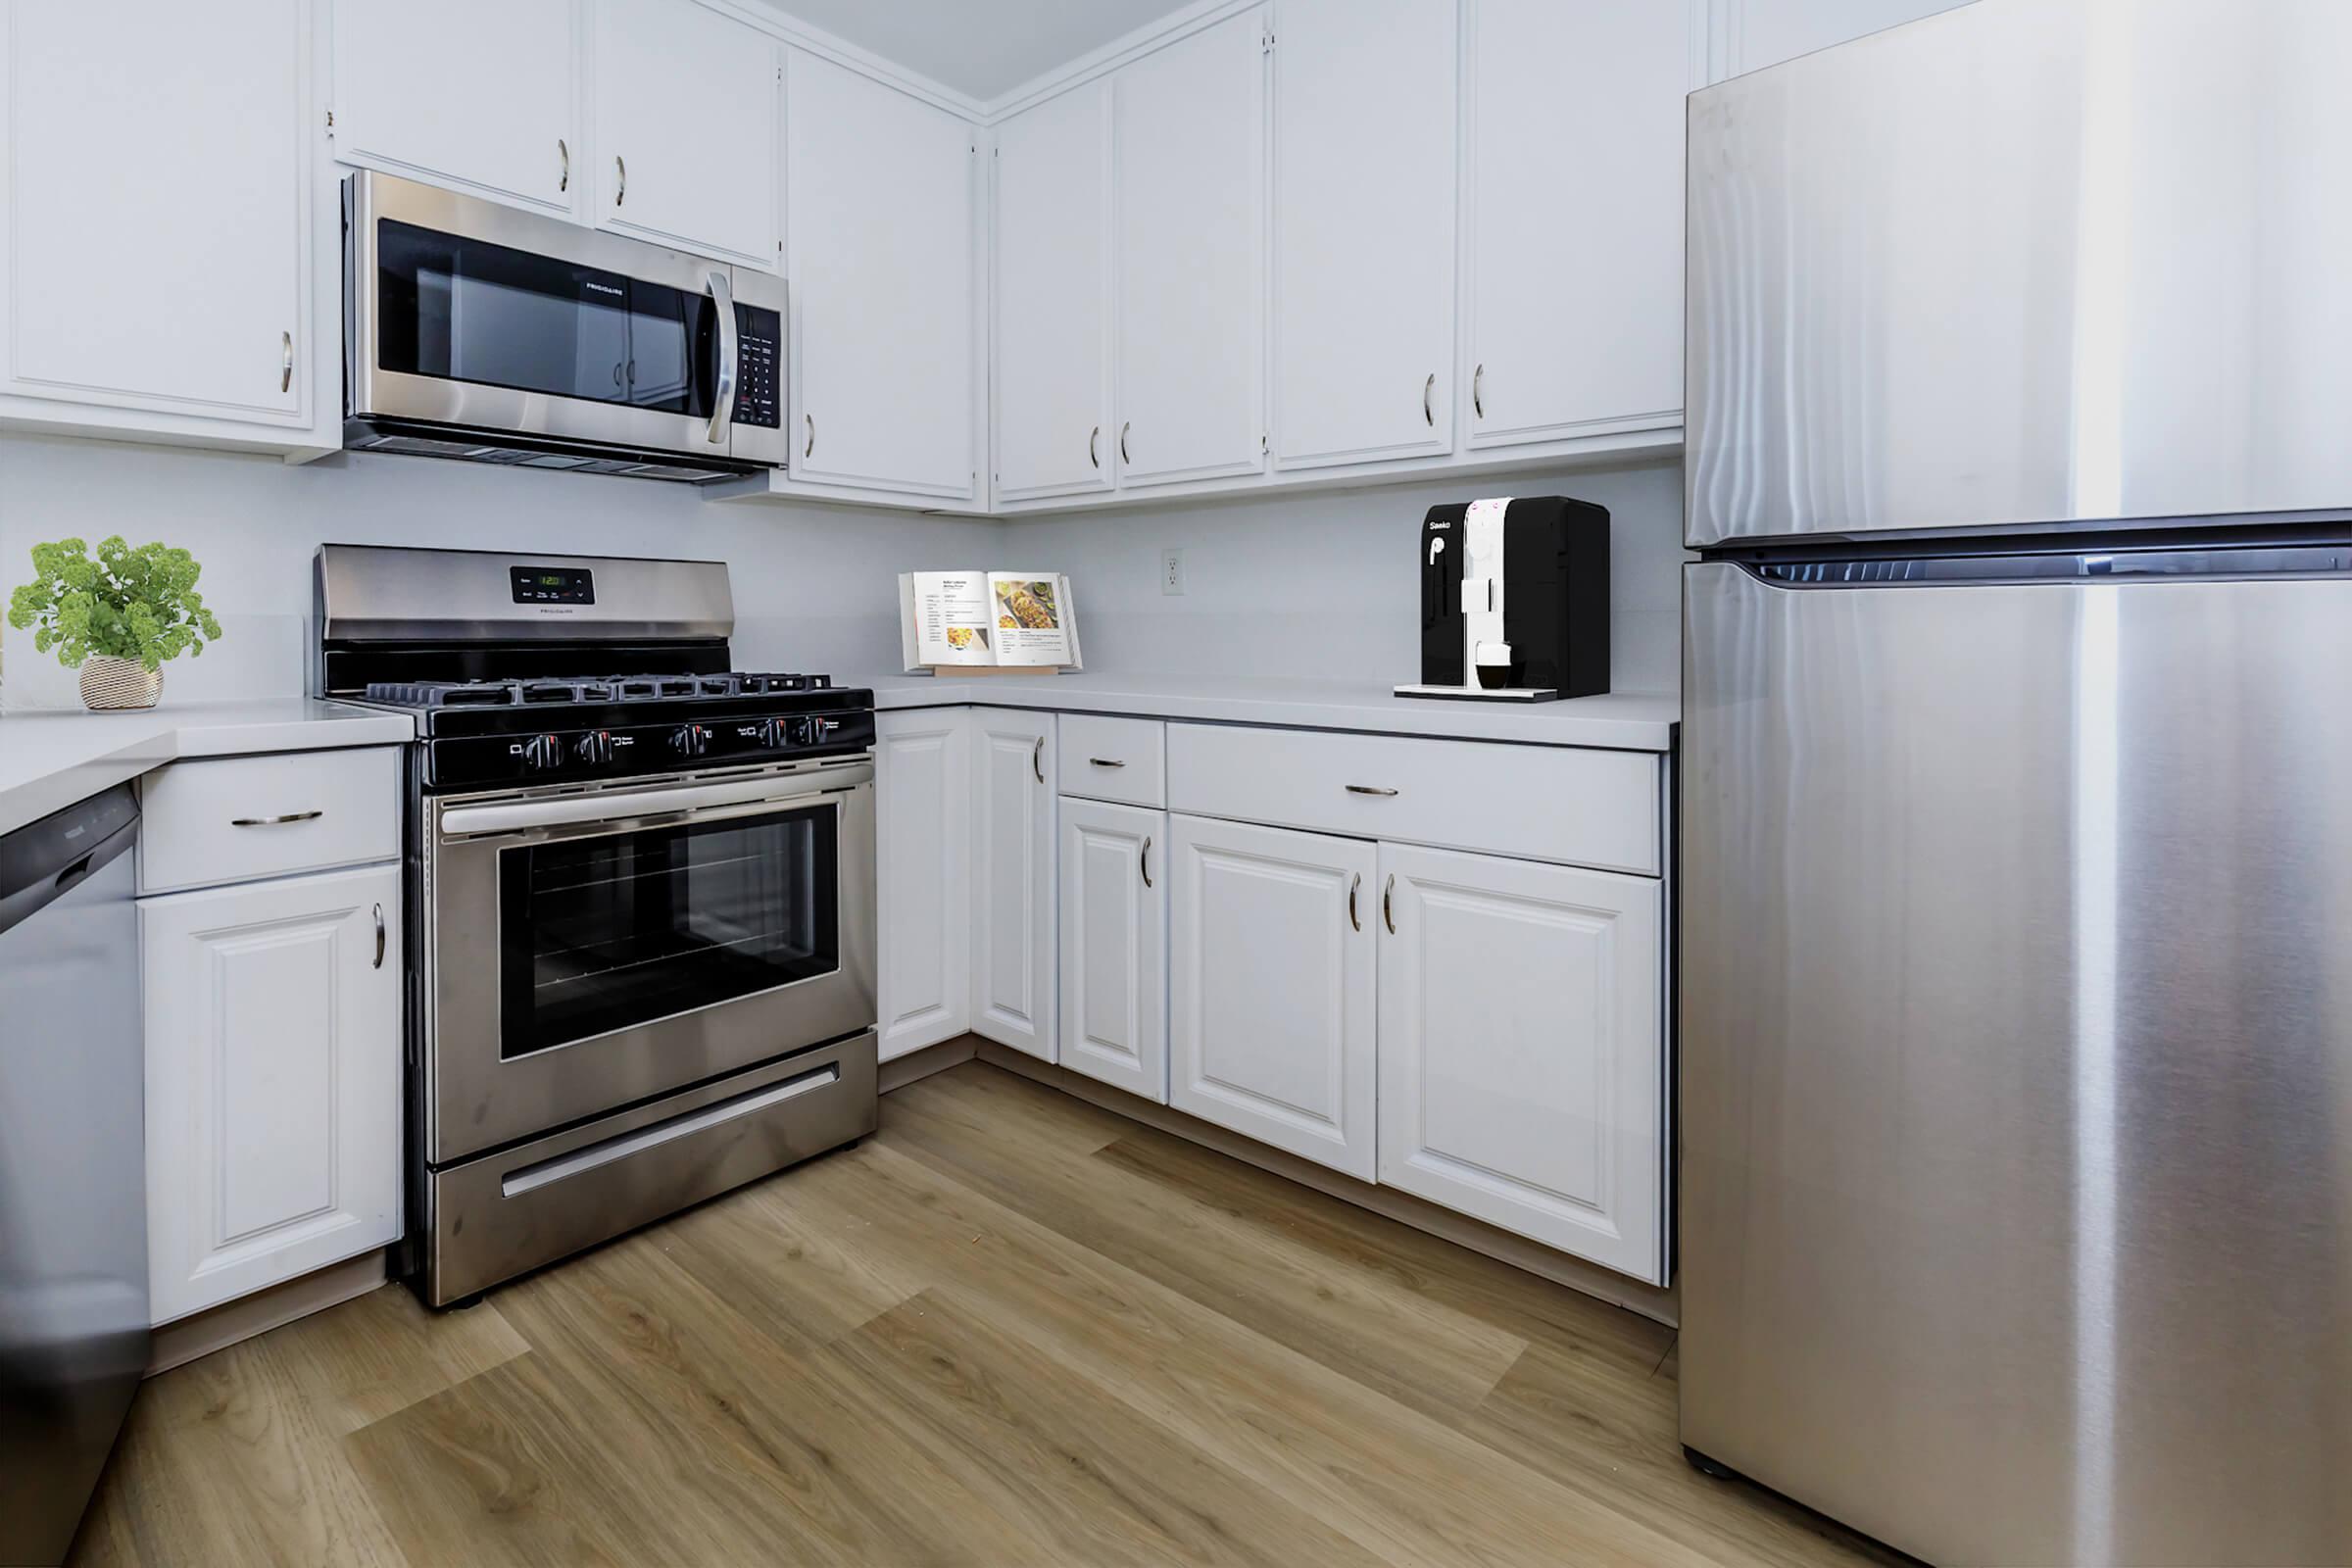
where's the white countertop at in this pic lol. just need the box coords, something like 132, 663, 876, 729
0, 699, 415, 837
862, 672, 1679, 752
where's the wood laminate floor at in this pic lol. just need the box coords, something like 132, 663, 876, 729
71, 1063, 1901, 1568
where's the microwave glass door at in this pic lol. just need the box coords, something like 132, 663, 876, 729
498, 803, 841, 1058
375, 219, 721, 417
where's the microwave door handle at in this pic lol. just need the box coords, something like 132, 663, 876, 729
706, 269, 738, 447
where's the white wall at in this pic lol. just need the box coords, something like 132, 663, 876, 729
999, 461, 1688, 693
0, 434, 995, 710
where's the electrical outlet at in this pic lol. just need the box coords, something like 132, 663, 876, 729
1161, 549, 1186, 596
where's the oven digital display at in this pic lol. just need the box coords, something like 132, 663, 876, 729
511, 565, 595, 605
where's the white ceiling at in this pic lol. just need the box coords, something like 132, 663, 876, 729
755, 0, 1190, 104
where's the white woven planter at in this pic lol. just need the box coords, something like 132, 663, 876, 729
78, 655, 164, 710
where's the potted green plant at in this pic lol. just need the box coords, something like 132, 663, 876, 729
7, 536, 223, 710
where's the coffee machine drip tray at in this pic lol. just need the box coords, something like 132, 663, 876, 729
1394, 682, 1564, 704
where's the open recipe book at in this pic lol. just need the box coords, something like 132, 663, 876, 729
900, 571, 1084, 672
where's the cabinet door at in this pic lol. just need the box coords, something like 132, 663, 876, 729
787, 50, 977, 500
141, 865, 403, 1323
1271, 0, 1455, 469
993, 83, 1114, 502
2, 0, 306, 422
1463, 0, 1690, 449
876, 710, 972, 1061
1718, 0, 1971, 76
970, 710, 1056, 1058
1058, 799, 1167, 1102
1375, 843, 1664, 1282
1169, 813, 1375, 1179
1113, 9, 1268, 488
333, 0, 577, 214
593, 0, 779, 266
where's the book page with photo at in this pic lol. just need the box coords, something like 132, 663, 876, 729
986, 573, 1072, 666
908, 571, 998, 665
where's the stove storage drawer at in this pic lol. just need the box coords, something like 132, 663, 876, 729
138, 746, 404, 895
1057, 713, 1166, 808
1164, 722, 1658, 876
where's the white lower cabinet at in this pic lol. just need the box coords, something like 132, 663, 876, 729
1374, 842, 1665, 1283
876, 710, 975, 1061
141, 863, 403, 1323
1057, 799, 1167, 1102
1168, 813, 1378, 1181
969, 710, 1057, 1058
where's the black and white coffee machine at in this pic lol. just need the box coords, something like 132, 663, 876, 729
1395, 495, 1609, 703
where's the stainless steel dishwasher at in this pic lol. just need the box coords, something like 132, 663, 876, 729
0, 783, 146, 1566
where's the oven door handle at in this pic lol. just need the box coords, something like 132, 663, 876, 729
706, 269, 738, 448
438, 768, 868, 840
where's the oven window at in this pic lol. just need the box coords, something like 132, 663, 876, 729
498, 805, 838, 1058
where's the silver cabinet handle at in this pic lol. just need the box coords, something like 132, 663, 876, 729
559, 137, 569, 192
1383, 873, 1396, 935
231, 809, 322, 827
1119, 421, 1131, 466
1345, 785, 1398, 798
1140, 835, 1153, 889
705, 269, 737, 446
280, 331, 293, 394
1032, 735, 1045, 783
614, 154, 626, 207
805, 413, 815, 458
1348, 872, 1361, 932
1473, 363, 1485, 419
372, 904, 386, 969
1423, 372, 1435, 426
1090, 425, 1101, 469
1089, 758, 1125, 768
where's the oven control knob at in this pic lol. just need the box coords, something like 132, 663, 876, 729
670, 722, 710, 758
754, 716, 790, 749
574, 730, 615, 765
521, 733, 564, 771
796, 715, 837, 747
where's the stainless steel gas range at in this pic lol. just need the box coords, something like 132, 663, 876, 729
316, 544, 877, 1306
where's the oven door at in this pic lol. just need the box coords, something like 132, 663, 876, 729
423, 758, 875, 1164
347, 172, 788, 468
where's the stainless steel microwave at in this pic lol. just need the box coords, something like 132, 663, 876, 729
343, 172, 788, 483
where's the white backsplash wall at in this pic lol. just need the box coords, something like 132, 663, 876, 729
998, 461, 1689, 694
0, 434, 995, 710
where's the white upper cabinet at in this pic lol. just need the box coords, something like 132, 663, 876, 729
1113, 7, 1268, 488
993, 82, 1114, 502
1463, 0, 1692, 449
1, 0, 310, 434
787, 50, 977, 501
1714, 0, 1972, 77
1375, 843, 1665, 1283
332, 0, 579, 214
1271, 0, 1457, 470
593, 0, 779, 266
970, 710, 1057, 1060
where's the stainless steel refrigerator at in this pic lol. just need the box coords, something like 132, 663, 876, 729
1679, 3, 2352, 1563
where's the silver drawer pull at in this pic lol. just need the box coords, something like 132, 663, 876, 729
372, 903, 386, 968
231, 810, 323, 827
1348, 872, 1362, 932
1089, 758, 1126, 768
1345, 785, 1398, 798
1032, 735, 1045, 783
1140, 835, 1152, 888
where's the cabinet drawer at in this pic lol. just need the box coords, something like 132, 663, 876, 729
1057, 714, 1166, 807
139, 748, 402, 894
1166, 723, 1658, 876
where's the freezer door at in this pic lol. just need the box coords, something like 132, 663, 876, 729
1681, 560, 2352, 1566
1685, 0, 2352, 547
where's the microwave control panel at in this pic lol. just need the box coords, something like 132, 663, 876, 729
734, 304, 781, 428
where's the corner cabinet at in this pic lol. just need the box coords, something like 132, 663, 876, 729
1057, 798, 1168, 1102
969, 710, 1057, 1059
786, 50, 978, 502
876, 710, 975, 1061
1374, 843, 1664, 1282
0, 0, 320, 452
1168, 813, 1378, 1182
141, 863, 403, 1323
331, 0, 580, 216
